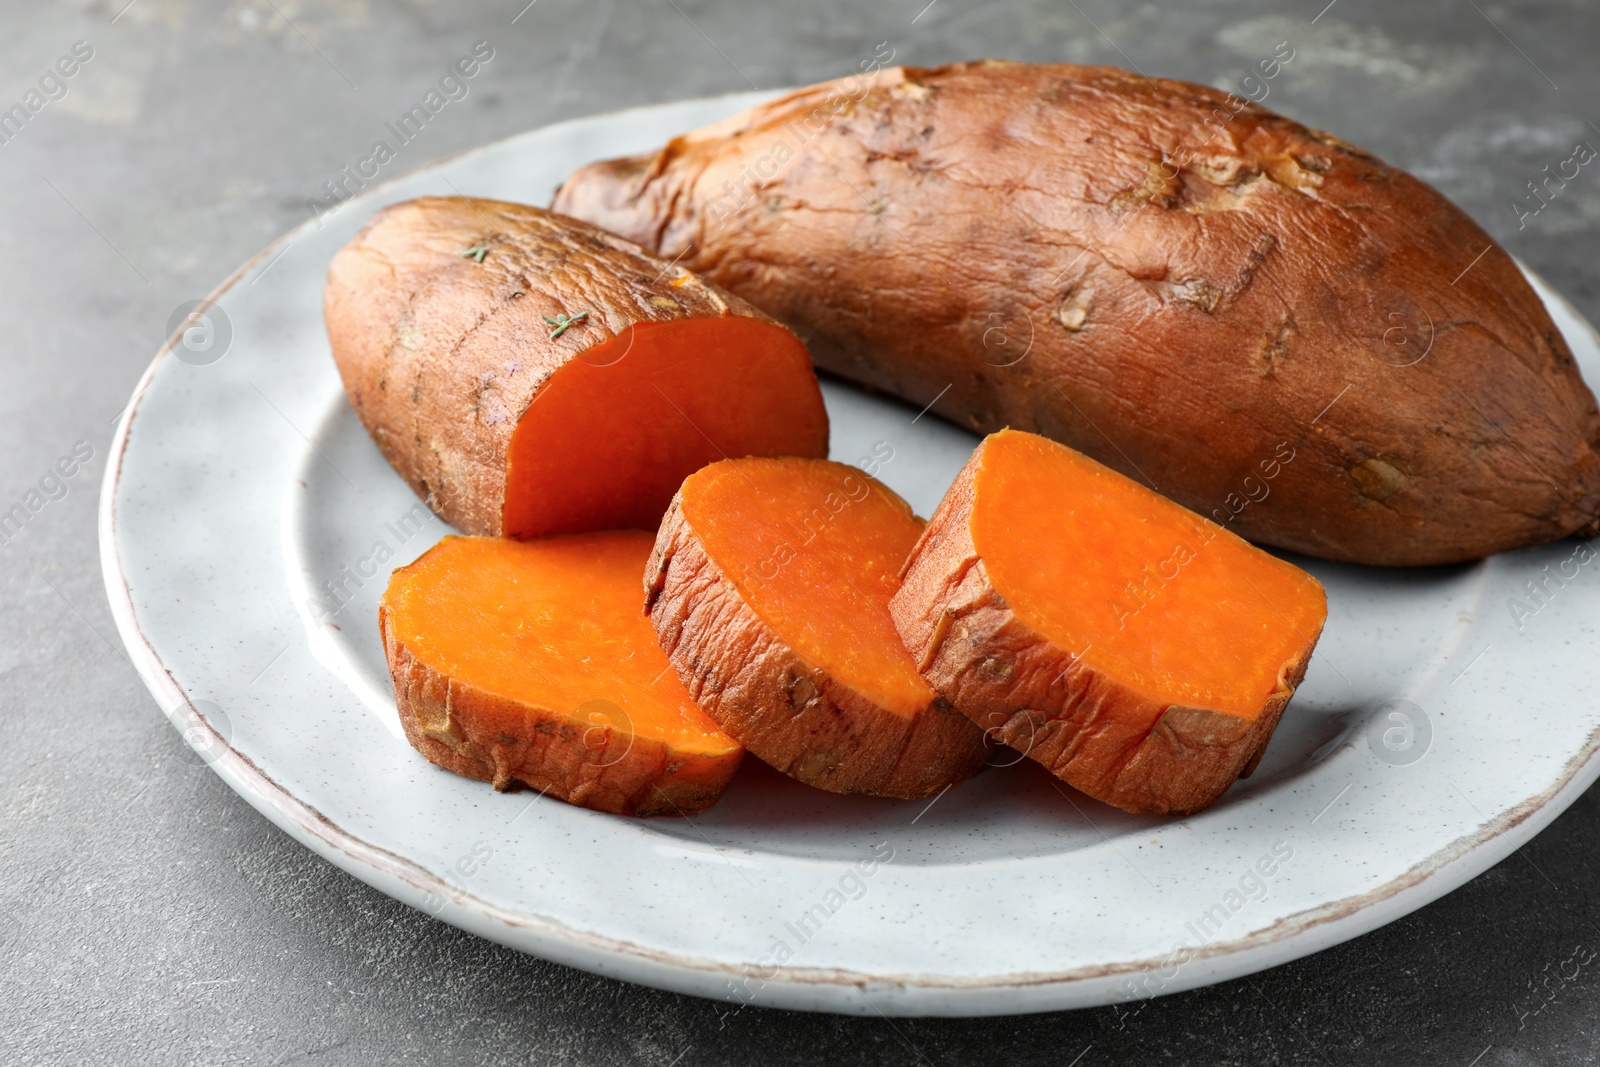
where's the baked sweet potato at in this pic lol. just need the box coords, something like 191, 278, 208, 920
890, 430, 1326, 815
646, 457, 990, 797
381, 532, 743, 816
555, 60, 1600, 566
326, 196, 828, 538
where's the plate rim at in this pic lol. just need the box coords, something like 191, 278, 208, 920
97, 91, 1600, 1016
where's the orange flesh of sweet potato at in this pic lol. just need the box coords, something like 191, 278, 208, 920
326, 197, 828, 540
646, 458, 990, 797
891, 430, 1327, 815
976, 432, 1325, 716
381, 532, 742, 816
504, 316, 821, 537
685, 460, 933, 715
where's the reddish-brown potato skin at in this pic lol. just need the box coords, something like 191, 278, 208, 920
555, 61, 1600, 566
645, 494, 991, 799
381, 606, 740, 817
325, 196, 814, 536
889, 456, 1313, 816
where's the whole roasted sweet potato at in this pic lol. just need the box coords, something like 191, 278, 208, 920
326, 196, 828, 539
555, 60, 1600, 565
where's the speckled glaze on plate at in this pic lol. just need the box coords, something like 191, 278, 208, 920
100, 91, 1600, 1017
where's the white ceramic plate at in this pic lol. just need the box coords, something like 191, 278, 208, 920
101, 91, 1600, 1017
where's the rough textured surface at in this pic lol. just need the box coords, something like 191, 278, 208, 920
890, 437, 1319, 814
645, 464, 990, 798
555, 59, 1600, 567
325, 196, 825, 537
8, 1, 1600, 1064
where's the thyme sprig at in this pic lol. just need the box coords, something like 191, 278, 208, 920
543, 311, 589, 339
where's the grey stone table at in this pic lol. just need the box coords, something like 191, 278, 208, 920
4, 0, 1598, 1063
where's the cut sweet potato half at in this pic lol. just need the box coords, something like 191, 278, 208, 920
646, 457, 991, 798
326, 196, 828, 538
380, 532, 743, 816
891, 430, 1327, 815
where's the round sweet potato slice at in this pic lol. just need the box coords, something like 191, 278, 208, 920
380, 532, 743, 816
326, 196, 828, 538
645, 458, 990, 798
891, 430, 1328, 816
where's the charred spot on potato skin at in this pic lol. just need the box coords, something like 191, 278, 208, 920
470, 375, 497, 414
787, 674, 820, 710
1548, 331, 1577, 368
1234, 234, 1276, 298
1349, 456, 1411, 503
795, 750, 840, 780
1111, 160, 1181, 211
1260, 316, 1296, 374
980, 656, 1014, 680
1172, 279, 1223, 313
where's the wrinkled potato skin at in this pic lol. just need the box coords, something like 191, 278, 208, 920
889, 456, 1314, 816
555, 61, 1600, 565
325, 196, 784, 536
